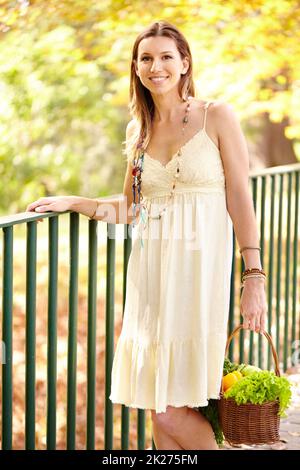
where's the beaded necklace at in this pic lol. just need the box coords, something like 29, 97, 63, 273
131, 96, 192, 245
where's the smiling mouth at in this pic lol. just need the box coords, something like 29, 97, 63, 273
149, 76, 169, 83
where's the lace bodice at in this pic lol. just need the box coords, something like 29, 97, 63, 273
142, 128, 226, 199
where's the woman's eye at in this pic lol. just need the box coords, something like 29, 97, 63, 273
140, 55, 173, 62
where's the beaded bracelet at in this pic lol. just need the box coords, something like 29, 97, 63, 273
242, 269, 266, 282
241, 267, 266, 289
242, 267, 266, 276
241, 274, 266, 289
242, 274, 266, 281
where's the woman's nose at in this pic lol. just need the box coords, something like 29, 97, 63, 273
150, 60, 163, 72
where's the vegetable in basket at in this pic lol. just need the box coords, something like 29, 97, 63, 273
222, 371, 243, 391
202, 358, 250, 445
222, 357, 255, 376
223, 357, 240, 375
239, 364, 262, 376
223, 370, 292, 417
200, 358, 292, 446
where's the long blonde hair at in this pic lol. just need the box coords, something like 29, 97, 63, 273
124, 20, 196, 163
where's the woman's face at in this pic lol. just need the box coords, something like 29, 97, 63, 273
134, 36, 189, 97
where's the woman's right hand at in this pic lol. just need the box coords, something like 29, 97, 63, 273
26, 196, 75, 223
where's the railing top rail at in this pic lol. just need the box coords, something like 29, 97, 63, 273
0, 211, 70, 229
249, 162, 300, 178
0, 164, 299, 228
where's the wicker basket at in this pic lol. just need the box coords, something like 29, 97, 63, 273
218, 324, 281, 445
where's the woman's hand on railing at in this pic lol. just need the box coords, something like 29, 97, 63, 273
26, 195, 127, 224
26, 196, 75, 223
26, 196, 73, 213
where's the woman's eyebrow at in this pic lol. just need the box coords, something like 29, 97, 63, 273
140, 50, 174, 55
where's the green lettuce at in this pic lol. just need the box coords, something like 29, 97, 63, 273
224, 371, 292, 416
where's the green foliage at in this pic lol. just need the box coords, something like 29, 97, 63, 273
0, 0, 299, 214
0, 19, 126, 214
224, 371, 292, 416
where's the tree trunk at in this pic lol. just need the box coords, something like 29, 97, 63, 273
249, 112, 297, 170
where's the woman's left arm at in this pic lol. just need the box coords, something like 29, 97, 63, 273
213, 102, 268, 333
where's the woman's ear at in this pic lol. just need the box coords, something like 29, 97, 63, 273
181, 57, 189, 75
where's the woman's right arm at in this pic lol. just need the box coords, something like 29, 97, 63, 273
90, 119, 139, 224
26, 120, 138, 225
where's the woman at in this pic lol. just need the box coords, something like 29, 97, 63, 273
27, 21, 268, 450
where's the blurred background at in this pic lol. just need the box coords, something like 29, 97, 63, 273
0, 0, 299, 451
0, 0, 299, 215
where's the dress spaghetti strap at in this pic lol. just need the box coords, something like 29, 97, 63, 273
202, 101, 213, 131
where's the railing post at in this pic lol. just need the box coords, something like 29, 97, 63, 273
121, 224, 132, 450
257, 176, 266, 368
267, 175, 276, 369
2, 225, 13, 450
25, 221, 37, 449
291, 171, 299, 360
67, 212, 79, 450
86, 219, 98, 449
276, 175, 284, 361
47, 216, 59, 449
105, 223, 115, 450
284, 173, 292, 370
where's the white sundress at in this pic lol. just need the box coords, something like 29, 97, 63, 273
109, 101, 233, 413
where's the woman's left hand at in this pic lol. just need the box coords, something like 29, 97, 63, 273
240, 278, 268, 334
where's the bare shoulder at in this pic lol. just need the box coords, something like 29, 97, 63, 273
190, 97, 215, 111
190, 98, 231, 111
209, 100, 234, 113
209, 101, 241, 135
190, 98, 236, 126
190, 98, 224, 147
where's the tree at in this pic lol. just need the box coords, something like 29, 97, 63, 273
0, 0, 299, 213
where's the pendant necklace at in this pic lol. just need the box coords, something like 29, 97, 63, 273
132, 96, 192, 246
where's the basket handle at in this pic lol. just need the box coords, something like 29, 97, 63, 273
224, 324, 280, 377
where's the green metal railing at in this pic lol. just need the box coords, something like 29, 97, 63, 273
0, 163, 299, 450
228, 163, 300, 374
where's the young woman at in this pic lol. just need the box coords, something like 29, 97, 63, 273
26, 21, 268, 450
